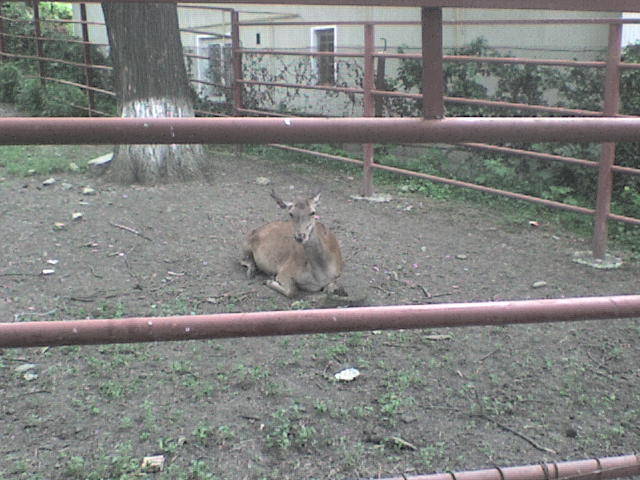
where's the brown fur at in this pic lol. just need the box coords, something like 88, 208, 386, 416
240, 192, 343, 297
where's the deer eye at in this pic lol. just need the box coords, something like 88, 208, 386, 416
289, 212, 294, 217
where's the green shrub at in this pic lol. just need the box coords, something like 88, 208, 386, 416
16, 79, 46, 115
0, 63, 23, 102
42, 83, 88, 116
15, 80, 88, 116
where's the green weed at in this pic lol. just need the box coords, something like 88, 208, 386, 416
0, 145, 110, 176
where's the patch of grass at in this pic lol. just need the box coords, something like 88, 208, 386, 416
0, 145, 111, 177
265, 403, 318, 450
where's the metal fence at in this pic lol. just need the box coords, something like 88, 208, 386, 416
1, 3, 640, 260
1, 2, 640, 479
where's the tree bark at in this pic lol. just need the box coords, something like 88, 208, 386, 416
101, 2, 205, 184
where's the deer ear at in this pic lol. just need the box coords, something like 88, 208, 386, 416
311, 192, 321, 206
270, 189, 291, 210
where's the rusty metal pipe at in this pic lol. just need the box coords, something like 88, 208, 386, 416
16, 0, 637, 10
3, 117, 640, 145
1, 295, 640, 349
379, 454, 640, 480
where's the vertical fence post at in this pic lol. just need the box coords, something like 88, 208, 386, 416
421, 7, 445, 119
80, 3, 95, 116
231, 9, 243, 116
592, 23, 622, 260
0, 2, 5, 64
361, 22, 375, 197
375, 52, 386, 118
32, 0, 45, 87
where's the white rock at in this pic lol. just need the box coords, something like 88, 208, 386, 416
14, 363, 37, 373
334, 368, 360, 382
42, 177, 56, 186
141, 455, 165, 472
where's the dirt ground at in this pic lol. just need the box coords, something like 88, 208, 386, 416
1, 145, 639, 480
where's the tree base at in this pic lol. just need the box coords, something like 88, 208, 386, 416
103, 143, 206, 184
572, 251, 622, 270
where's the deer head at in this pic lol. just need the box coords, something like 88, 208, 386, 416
271, 190, 320, 244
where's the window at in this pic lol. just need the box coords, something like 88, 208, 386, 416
312, 27, 335, 85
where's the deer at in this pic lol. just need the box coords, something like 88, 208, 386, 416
240, 190, 343, 298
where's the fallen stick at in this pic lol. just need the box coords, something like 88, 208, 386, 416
474, 414, 557, 455
109, 222, 152, 241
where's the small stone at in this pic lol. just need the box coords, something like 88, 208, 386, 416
81, 187, 96, 196
255, 177, 271, 186
41, 269, 55, 275
141, 455, 165, 472
42, 177, 56, 186
87, 153, 113, 166
350, 194, 392, 203
68, 162, 80, 172
53, 222, 66, 231
456, 254, 468, 260
27, 169, 36, 176
334, 368, 360, 382
532, 281, 547, 289
61, 183, 73, 191
14, 363, 37, 373
46, 259, 59, 265
23, 372, 38, 381
71, 212, 83, 221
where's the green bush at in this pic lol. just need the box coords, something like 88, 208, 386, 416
0, 63, 23, 102
16, 80, 88, 116
42, 83, 88, 116
16, 79, 46, 114
1, 2, 114, 112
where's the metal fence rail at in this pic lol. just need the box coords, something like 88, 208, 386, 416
379, 454, 640, 480
1, 4, 640, 258
2, 295, 640, 348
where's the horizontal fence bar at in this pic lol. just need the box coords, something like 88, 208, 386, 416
1, 0, 632, 8
0, 51, 112, 71
0, 31, 108, 47
462, 142, 640, 176
370, 161, 595, 216
23, 74, 115, 96
240, 48, 365, 58
379, 52, 608, 69
370, 90, 606, 117
238, 18, 640, 27
238, 78, 363, 94
3, 117, 640, 145
2, 295, 639, 349
235, 47, 640, 72
263, 142, 640, 225
380, 454, 640, 480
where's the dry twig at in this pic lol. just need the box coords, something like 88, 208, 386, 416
473, 414, 557, 454
109, 222, 152, 241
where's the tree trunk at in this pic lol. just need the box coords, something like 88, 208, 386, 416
101, 2, 205, 184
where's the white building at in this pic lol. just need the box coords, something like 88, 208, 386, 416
73, 4, 623, 114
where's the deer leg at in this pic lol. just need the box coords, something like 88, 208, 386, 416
240, 248, 257, 279
266, 274, 297, 298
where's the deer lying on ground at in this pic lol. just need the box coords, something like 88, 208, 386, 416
240, 190, 343, 298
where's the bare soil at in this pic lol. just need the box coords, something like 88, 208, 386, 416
1, 146, 639, 480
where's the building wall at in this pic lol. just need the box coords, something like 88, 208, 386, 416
73, 4, 617, 58
72, 4, 620, 115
